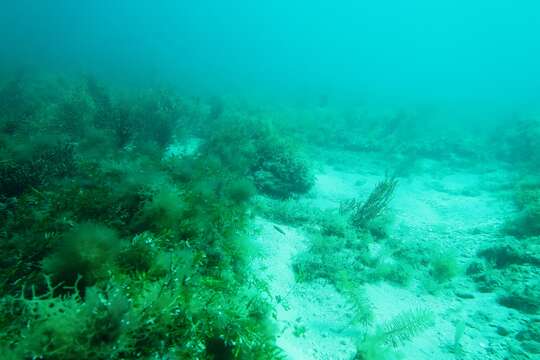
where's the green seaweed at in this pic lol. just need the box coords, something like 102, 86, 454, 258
341, 176, 398, 232
355, 308, 435, 360
0, 75, 284, 359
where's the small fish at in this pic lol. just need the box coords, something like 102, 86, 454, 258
273, 225, 286, 235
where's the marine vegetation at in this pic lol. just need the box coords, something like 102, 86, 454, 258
2, 71, 539, 360
0, 74, 295, 359
504, 177, 540, 238
354, 308, 435, 360
199, 116, 314, 199
341, 176, 398, 232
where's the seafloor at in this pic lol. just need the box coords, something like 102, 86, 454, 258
0, 74, 538, 359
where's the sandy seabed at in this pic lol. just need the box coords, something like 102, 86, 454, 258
251, 149, 519, 360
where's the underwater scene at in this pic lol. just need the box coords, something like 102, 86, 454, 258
1, 1, 539, 359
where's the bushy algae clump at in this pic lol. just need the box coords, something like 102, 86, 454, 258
200, 115, 314, 199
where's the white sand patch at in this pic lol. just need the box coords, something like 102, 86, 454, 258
252, 149, 516, 360
313, 168, 362, 209
391, 167, 512, 259
312, 165, 385, 210
250, 217, 356, 359
164, 137, 201, 159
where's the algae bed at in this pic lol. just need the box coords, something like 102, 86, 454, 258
1, 2, 539, 360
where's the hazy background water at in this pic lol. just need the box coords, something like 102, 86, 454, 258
1, 1, 539, 116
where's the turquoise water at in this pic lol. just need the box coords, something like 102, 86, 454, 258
2, 2, 539, 106
0, 2, 539, 359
